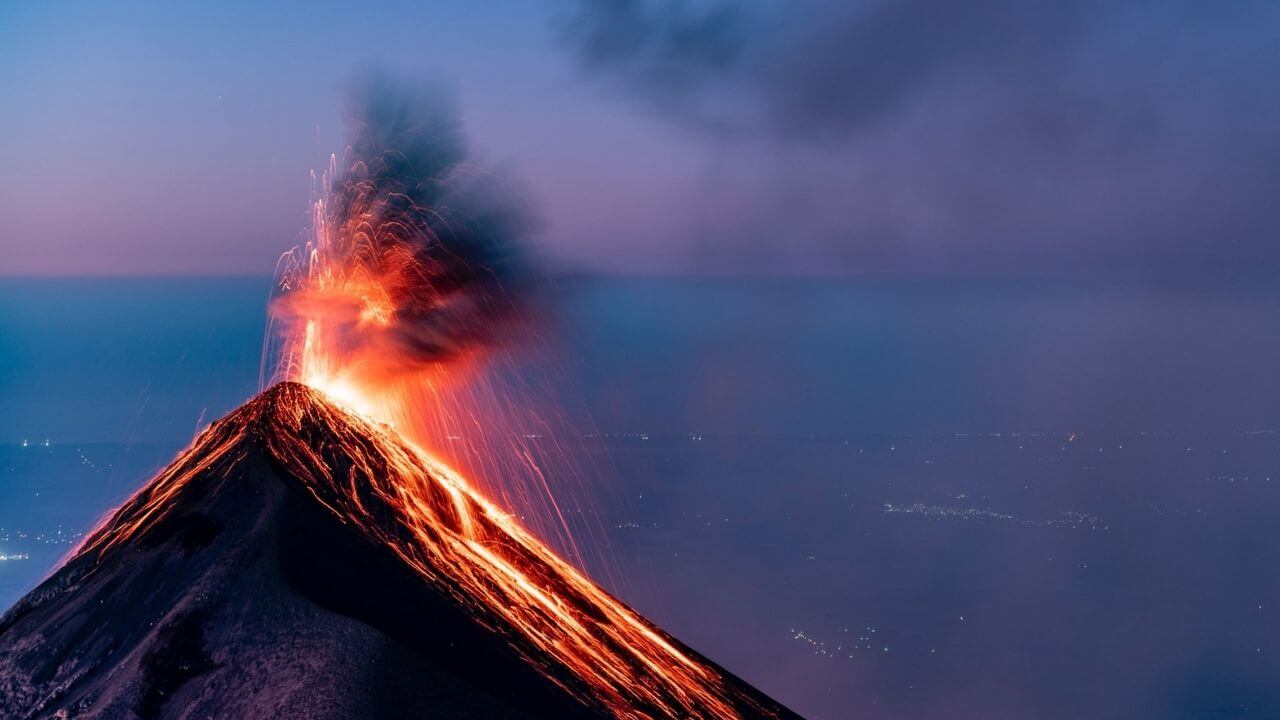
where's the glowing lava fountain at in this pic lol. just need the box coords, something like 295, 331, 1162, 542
243, 75, 788, 718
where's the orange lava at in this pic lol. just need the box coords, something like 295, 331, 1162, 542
77, 383, 775, 719
204, 155, 775, 717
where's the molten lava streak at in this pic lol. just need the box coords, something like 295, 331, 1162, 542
262, 258, 776, 717
78, 384, 776, 719
80, 75, 782, 718
269, 246, 775, 715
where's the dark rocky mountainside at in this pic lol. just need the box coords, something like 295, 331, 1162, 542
0, 383, 799, 720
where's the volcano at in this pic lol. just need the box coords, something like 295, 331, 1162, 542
0, 383, 798, 720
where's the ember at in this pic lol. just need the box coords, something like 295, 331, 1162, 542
249, 73, 779, 718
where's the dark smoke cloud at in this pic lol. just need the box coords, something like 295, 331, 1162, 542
560, 1, 1124, 138
559, 0, 1280, 279
560, 0, 754, 132
560, 1, 1272, 140
274, 71, 534, 377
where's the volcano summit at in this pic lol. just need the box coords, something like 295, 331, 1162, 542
0, 383, 797, 720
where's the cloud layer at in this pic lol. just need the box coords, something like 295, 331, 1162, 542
561, 0, 1280, 278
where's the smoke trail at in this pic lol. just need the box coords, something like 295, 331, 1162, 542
272, 70, 532, 387
266, 73, 616, 594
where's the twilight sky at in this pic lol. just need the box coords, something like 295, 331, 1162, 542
3, 0, 1279, 278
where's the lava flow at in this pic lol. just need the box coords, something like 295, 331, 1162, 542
75, 382, 784, 719
2, 74, 797, 720
243, 75, 778, 718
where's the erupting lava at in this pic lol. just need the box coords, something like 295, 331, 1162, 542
0, 73, 797, 720
230, 75, 780, 718
78, 383, 782, 719
267, 73, 529, 429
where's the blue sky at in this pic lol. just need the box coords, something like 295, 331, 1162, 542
3, 1, 1279, 278
1, 1, 698, 274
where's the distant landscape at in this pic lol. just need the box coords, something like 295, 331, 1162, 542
3, 277, 1278, 719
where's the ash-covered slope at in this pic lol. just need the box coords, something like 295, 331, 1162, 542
0, 383, 799, 720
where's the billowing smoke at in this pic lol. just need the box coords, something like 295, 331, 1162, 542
558, 1, 1280, 279
272, 70, 533, 387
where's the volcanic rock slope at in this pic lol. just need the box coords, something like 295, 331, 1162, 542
0, 383, 799, 720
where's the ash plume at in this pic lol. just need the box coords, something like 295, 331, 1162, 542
272, 70, 533, 381
558, 0, 1280, 279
